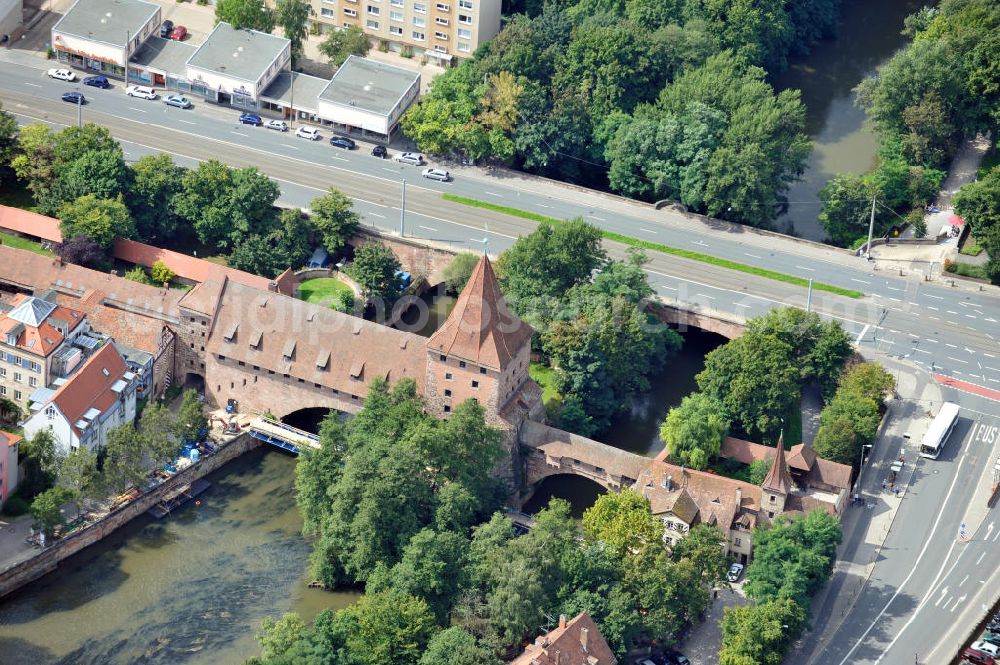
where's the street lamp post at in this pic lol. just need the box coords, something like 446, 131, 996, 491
865, 195, 877, 260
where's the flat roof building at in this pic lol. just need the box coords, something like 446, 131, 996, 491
52, 0, 160, 75
315, 55, 420, 139
260, 70, 330, 118
185, 22, 291, 107
129, 36, 196, 88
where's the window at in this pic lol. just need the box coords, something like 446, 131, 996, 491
412, 16, 425, 26
439, 354, 446, 361
30, 361, 40, 372
435, 2, 449, 9
479, 366, 486, 374
253, 365, 259, 371
46, 406, 55, 419
471, 380, 479, 388
434, 31, 447, 39
457, 27, 471, 38
13, 390, 20, 401
0, 368, 5, 377
458, 13, 471, 22
367, 5, 379, 14
458, 0, 472, 8
390, 10, 403, 19
458, 360, 466, 368
29, 377, 37, 387
344, 7, 357, 15
734, 538, 742, 547
12, 372, 20, 383
412, 30, 425, 39
443, 405, 451, 413
769, 494, 775, 503
390, 0, 402, 6
298, 378, 305, 383
366, 18, 379, 27
445, 372, 452, 380
390, 24, 402, 34
444, 389, 452, 397
435, 16, 449, 24
413, 2, 426, 12
458, 40, 470, 51
321, 7, 334, 15
217, 354, 226, 361
238, 361, 245, 366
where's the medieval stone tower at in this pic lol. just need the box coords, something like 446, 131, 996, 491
761, 433, 793, 518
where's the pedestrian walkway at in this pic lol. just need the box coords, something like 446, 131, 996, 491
681, 585, 749, 664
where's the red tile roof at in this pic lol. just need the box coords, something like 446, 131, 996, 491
0, 294, 85, 357
112, 239, 276, 292
427, 256, 533, 371
56, 289, 167, 356
639, 459, 763, 532
509, 612, 617, 665
49, 343, 130, 437
1, 431, 22, 448
0, 206, 63, 243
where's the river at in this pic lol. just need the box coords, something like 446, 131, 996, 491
773, 0, 925, 241
0, 449, 360, 665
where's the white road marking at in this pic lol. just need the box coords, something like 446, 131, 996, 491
994, 529, 1000, 543
697, 293, 716, 300
331, 155, 349, 162
734, 303, 751, 308
745, 252, 762, 259
23, 82, 41, 88
924, 339, 938, 344
588, 214, 606, 221
889, 297, 902, 302
927, 306, 939, 311
281, 144, 299, 150
946, 343, 958, 349
128, 107, 147, 113
639, 228, 658, 234
538, 204, 552, 209
796, 265, 815, 272
960, 574, 969, 587
382, 167, 398, 173
925, 294, 944, 300
934, 588, 948, 607
177, 119, 196, 125
855, 325, 870, 345
485, 191, 503, 198
367, 212, 386, 219
915, 349, 931, 355
987, 318, 998, 323
660, 285, 677, 291
947, 310, 959, 315
949, 594, 967, 612
948, 357, 969, 364
691, 240, 708, 247
978, 552, 987, 565
965, 314, 977, 319
418, 225, 437, 231
886, 286, 902, 292
852, 278, 871, 284
930, 316, 941, 321
985, 353, 997, 358
231, 131, 249, 137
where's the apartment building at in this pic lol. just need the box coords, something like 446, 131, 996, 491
308, 0, 501, 61
0, 295, 88, 413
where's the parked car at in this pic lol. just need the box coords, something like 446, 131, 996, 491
964, 648, 997, 665
295, 126, 320, 140
727, 562, 744, 582
394, 151, 424, 165
265, 119, 288, 132
47, 68, 76, 82
160, 20, 174, 37
973, 641, 1000, 657
126, 85, 157, 100
371, 145, 387, 158
329, 136, 356, 150
164, 94, 192, 109
61, 91, 85, 104
239, 112, 263, 126
169, 25, 187, 40
82, 75, 110, 89
422, 168, 451, 182
982, 632, 1000, 647
656, 651, 691, 665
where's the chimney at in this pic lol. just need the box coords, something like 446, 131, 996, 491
559, 614, 567, 630
666, 474, 673, 491
580, 627, 589, 652
735, 486, 743, 507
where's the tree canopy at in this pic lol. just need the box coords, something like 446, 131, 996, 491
215, 0, 275, 31
660, 392, 730, 469
318, 26, 371, 67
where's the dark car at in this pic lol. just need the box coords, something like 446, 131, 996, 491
964, 648, 997, 665
61, 91, 85, 104
82, 75, 110, 89
239, 112, 263, 126
371, 145, 387, 158
160, 20, 173, 37
329, 136, 356, 150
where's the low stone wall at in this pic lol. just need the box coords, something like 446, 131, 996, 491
350, 228, 458, 286
649, 300, 745, 339
293, 268, 364, 298
0, 433, 262, 600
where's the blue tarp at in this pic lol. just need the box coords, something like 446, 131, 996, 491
307, 247, 330, 268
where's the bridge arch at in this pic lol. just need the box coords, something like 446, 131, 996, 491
281, 406, 339, 435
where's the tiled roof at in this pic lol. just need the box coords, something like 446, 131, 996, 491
646, 486, 700, 524
761, 433, 793, 495
805, 456, 853, 493
0, 205, 63, 243
273, 267, 297, 296
0, 295, 84, 357
720, 437, 851, 494
47, 343, 130, 438
178, 279, 227, 316
509, 612, 617, 665
113, 239, 276, 292
787, 443, 817, 472
785, 494, 837, 516
56, 290, 166, 355
520, 420, 651, 481
427, 256, 533, 371
205, 280, 427, 396
719, 436, 774, 466
1, 430, 22, 448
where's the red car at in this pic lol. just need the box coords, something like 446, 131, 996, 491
964, 647, 996, 665
169, 25, 187, 40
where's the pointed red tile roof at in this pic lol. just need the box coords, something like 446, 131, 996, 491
761, 432, 793, 495
427, 256, 533, 370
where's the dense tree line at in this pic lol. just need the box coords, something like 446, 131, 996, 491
820, 0, 1000, 250
811, 362, 894, 467
260, 421, 731, 665
495, 220, 682, 437
2, 121, 360, 278
402, 0, 841, 227
955, 164, 1000, 283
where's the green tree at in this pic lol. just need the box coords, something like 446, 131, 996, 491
150, 259, 176, 285
58, 194, 135, 249
954, 165, 1000, 273
176, 389, 208, 442
442, 253, 480, 293
660, 392, 730, 469
58, 446, 100, 511
839, 362, 895, 406
420, 627, 497, 665
140, 401, 179, 466
310, 188, 360, 254
582, 489, 662, 559
749, 458, 771, 485
18, 428, 62, 497
670, 523, 729, 586
44, 148, 131, 215
346, 241, 403, 303
720, 598, 806, 665
294, 415, 345, 536
0, 102, 16, 185
819, 390, 880, 448
102, 424, 149, 495
124, 266, 151, 285
127, 154, 185, 243
812, 418, 857, 466
30, 486, 74, 538
229, 234, 285, 278
10, 124, 56, 203
255, 613, 307, 662
215, 0, 274, 31
318, 26, 370, 66
274, 0, 313, 66
342, 591, 437, 665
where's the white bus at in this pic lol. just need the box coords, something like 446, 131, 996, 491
920, 401, 961, 459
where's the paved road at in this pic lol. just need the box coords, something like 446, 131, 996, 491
2, 57, 1000, 663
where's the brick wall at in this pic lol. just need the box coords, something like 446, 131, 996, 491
0, 432, 262, 600
350, 229, 459, 287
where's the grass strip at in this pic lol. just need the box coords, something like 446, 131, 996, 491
442, 193, 864, 299
0, 232, 53, 256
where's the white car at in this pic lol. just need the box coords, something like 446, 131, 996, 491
394, 152, 424, 166
126, 85, 157, 100
295, 126, 320, 140
973, 641, 1000, 657
727, 562, 744, 582
422, 168, 451, 182
265, 120, 289, 132
47, 68, 76, 82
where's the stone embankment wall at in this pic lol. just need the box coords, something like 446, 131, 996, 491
0, 433, 262, 600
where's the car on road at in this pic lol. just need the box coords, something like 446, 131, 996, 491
421, 168, 451, 182
394, 151, 424, 165
964, 648, 996, 665
265, 119, 288, 132
295, 126, 320, 140
61, 91, 85, 104
169, 25, 187, 40
47, 68, 76, 82
164, 94, 192, 109
160, 20, 174, 37
329, 136, 356, 150
727, 562, 744, 582
239, 112, 263, 126
126, 85, 157, 100
974, 641, 1000, 657
371, 145, 387, 158
82, 75, 110, 89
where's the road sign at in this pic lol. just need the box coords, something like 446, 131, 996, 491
959, 522, 968, 541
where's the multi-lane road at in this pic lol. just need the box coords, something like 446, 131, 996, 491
1, 52, 1000, 663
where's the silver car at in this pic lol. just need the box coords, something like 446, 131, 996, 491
394, 152, 424, 166
47, 68, 76, 82
266, 120, 289, 132
164, 94, 192, 109
422, 168, 451, 182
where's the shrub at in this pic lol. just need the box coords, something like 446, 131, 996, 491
2, 494, 30, 517
151, 259, 176, 285
124, 265, 152, 284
